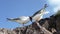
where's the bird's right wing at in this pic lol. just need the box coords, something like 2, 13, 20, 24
32, 9, 42, 17
32, 4, 48, 17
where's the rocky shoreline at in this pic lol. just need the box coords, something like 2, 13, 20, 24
0, 11, 60, 34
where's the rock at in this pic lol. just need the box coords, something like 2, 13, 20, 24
0, 14, 60, 34
0, 28, 16, 34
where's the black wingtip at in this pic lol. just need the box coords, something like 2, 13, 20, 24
6, 18, 11, 20
44, 4, 48, 8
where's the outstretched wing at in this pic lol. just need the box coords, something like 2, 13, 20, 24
7, 18, 20, 21
7, 16, 30, 24
32, 9, 41, 17
32, 4, 48, 17
7, 16, 28, 21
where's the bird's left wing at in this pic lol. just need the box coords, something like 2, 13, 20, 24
7, 18, 20, 20
7, 16, 30, 24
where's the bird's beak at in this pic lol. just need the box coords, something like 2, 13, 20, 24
44, 11, 49, 14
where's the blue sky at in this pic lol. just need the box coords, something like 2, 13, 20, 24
0, 0, 59, 29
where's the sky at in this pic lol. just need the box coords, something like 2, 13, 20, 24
47, 0, 60, 13
0, 0, 60, 29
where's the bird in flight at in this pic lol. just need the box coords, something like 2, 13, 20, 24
7, 4, 49, 26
